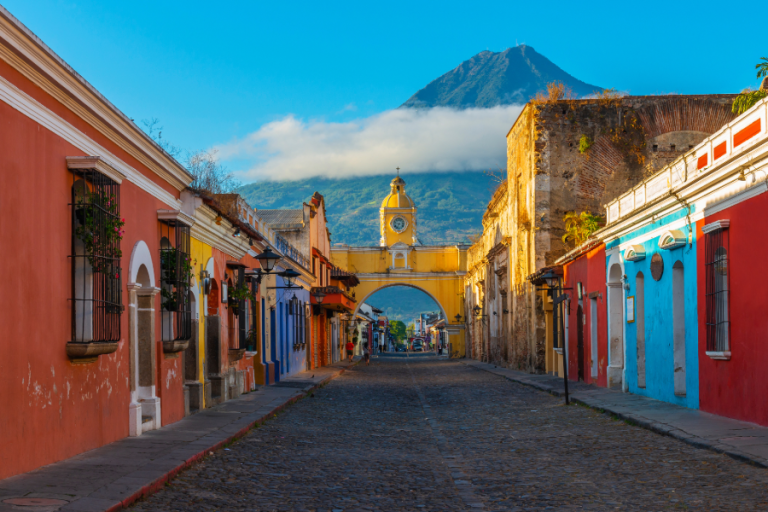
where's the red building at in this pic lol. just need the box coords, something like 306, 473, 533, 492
559, 242, 609, 388
0, 10, 199, 478
695, 97, 768, 425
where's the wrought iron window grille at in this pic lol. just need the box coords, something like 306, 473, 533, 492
70, 169, 123, 343
160, 221, 192, 342
705, 227, 730, 352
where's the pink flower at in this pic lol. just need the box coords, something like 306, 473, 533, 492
115, 273, 120, 279
121, 218, 125, 223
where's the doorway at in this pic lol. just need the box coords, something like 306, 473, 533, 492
576, 305, 585, 381
607, 263, 625, 390
590, 296, 598, 379
127, 240, 161, 437
672, 261, 686, 396
636, 272, 646, 389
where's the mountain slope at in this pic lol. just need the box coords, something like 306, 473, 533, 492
402, 45, 602, 108
238, 171, 497, 246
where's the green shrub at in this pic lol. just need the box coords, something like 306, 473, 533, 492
578, 135, 593, 154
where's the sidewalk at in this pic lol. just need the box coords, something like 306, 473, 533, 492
465, 360, 768, 469
0, 361, 357, 512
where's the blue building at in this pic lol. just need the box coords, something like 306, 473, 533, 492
602, 172, 700, 409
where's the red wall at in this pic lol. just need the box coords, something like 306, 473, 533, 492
698, 192, 768, 425
564, 244, 608, 388
0, 95, 183, 478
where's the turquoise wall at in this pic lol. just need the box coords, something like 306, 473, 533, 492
611, 216, 699, 409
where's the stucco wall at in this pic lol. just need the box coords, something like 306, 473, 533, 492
609, 219, 700, 409
697, 191, 768, 424
0, 94, 180, 479
564, 244, 608, 387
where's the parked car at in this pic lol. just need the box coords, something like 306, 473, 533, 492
412, 338, 424, 352
395, 344, 407, 352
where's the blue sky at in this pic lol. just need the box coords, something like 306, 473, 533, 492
2, 0, 762, 181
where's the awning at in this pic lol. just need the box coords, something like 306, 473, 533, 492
310, 286, 356, 312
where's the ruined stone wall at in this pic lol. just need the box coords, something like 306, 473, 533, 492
502, 94, 735, 375
506, 106, 540, 372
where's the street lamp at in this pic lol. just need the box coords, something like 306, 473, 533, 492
538, 269, 571, 405
454, 313, 463, 323
311, 289, 326, 304
280, 268, 300, 287
255, 248, 281, 273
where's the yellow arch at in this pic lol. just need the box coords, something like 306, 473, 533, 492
340, 269, 467, 357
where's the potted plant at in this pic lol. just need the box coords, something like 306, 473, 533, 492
227, 282, 254, 316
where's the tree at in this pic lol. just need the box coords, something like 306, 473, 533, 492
388, 320, 406, 341
732, 58, 768, 115
186, 149, 241, 195
141, 118, 241, 195
562, 211, 603, 247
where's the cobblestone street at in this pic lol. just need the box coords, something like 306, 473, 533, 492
131, 356, 768, 511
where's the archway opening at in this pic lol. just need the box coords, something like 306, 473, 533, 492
362, 285, 446, 353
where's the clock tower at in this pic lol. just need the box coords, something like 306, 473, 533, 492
379, 175, 419, 248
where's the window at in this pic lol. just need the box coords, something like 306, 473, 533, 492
160, 221, 192, 342
71, 169, 123, 343
705, 226, 730, 353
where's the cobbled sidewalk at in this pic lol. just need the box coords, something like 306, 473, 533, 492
128, 356, 768, 511
0, 362, 355, 512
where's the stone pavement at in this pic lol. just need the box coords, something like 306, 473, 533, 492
466, 360, 768, 469
129, 356, 768, 511
0, 361, 356, 512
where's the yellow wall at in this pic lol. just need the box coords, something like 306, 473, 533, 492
190, 236, 212, 405
382, 210, 415, 246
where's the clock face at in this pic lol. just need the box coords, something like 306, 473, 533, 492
390, 216, 406, 233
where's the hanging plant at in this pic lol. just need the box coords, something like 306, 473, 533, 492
160, 250, 193, 311
227, 282, 254, 316
74, 189, 125, 274
160, 250, 193, 284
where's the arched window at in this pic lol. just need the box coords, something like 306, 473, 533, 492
208, 279, 219, 316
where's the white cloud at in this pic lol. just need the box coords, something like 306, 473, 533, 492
215, 105, 523, 181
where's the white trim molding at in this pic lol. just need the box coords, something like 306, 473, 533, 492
157, 209, 196, 227
0, 73, 180, 208
66, 156, 125, 184
623, 245, 646, 262
701, 219, 731, 234
658, 229, 687, 250
0, 7, 193, 190
706, 350, 731, 360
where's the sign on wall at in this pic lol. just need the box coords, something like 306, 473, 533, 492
626, 296, 635, 323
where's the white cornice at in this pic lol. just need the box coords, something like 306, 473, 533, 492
0, 73, 180, 208
0, 8, 193, 190
66, 156, 125, 184
157, 209, 196, 227
190, 205, 248, 259
701, 219, 730, 234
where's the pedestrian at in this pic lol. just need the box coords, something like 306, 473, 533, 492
363, 341, 370, 366
345, 339, 355, 362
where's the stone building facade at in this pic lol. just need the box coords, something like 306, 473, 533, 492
467, 94, 737, 373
